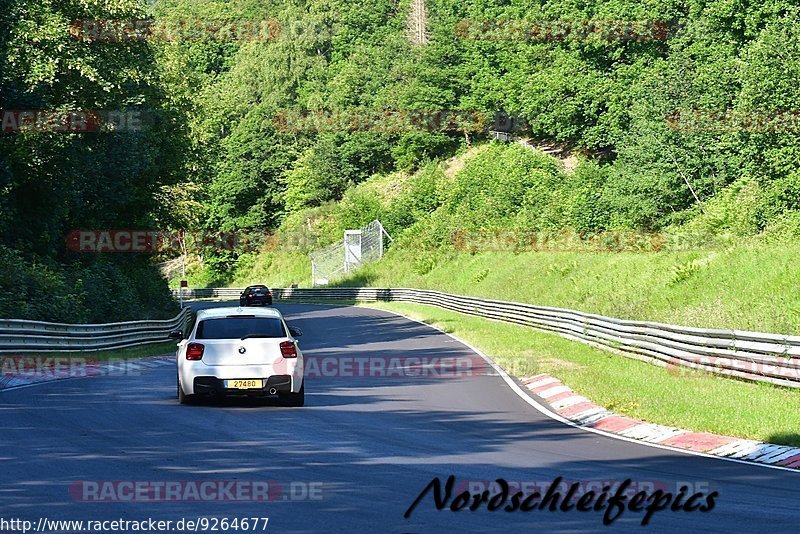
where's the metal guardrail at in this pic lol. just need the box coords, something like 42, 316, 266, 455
174, 287, 800, 388
175, 288, 242, 299
0, 308, 194, 353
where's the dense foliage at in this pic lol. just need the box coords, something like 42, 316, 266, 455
0, 0, 183, 320
162, 0, 800, 249
4, 0, 800, 316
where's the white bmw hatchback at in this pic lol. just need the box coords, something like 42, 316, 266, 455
171, 307, 304, 406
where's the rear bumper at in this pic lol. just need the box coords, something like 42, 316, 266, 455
179, 357, 303, 395
193, 375, 293, 397
239, 298, 273, 306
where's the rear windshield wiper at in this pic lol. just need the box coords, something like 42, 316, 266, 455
240, 334, 278, 340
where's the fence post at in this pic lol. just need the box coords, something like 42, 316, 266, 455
379, 222, 384, 259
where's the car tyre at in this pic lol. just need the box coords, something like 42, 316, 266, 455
283, 382, 304, 407
178, 377, 195, 405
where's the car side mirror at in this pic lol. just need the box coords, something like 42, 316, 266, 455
168, 330, 183, 341
288, 326, 303, 338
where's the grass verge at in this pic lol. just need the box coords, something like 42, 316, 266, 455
34, 341, 177, 362
336, 242, 800, 334
361, 301, 800, 447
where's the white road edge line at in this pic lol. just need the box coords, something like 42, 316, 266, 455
355, 303, 800, 475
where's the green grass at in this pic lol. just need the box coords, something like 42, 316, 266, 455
339, 242, 800, 334
35, 341, 176, 362
362, 301, 800, 447
230, 250, 310, 289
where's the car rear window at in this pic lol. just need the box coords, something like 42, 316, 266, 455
196, 317, 285, 339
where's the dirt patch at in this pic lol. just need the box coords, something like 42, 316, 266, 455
443, 145, 489, 179
562, 155, 579, 173
518, 138, 580, 173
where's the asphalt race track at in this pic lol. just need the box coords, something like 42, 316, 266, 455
0, 302, 797, 533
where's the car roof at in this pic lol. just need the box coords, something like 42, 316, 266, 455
195, 307, 283, 320
245, 285, 268, 289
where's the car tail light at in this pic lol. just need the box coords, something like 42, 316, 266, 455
186, 343, 204, 360
280, 341, 297, 358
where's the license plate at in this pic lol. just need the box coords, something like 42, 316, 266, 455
225, 379, 262, 389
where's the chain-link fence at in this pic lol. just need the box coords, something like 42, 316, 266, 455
309, 220, 392, 286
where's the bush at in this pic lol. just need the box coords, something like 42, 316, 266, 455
335, 188, 385, 231
444, 143, 563, 229
0, 247, 179, 322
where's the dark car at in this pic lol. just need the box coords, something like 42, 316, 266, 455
239, 285, 273, 306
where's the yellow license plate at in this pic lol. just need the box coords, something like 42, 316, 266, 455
225, 379, 262, 389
